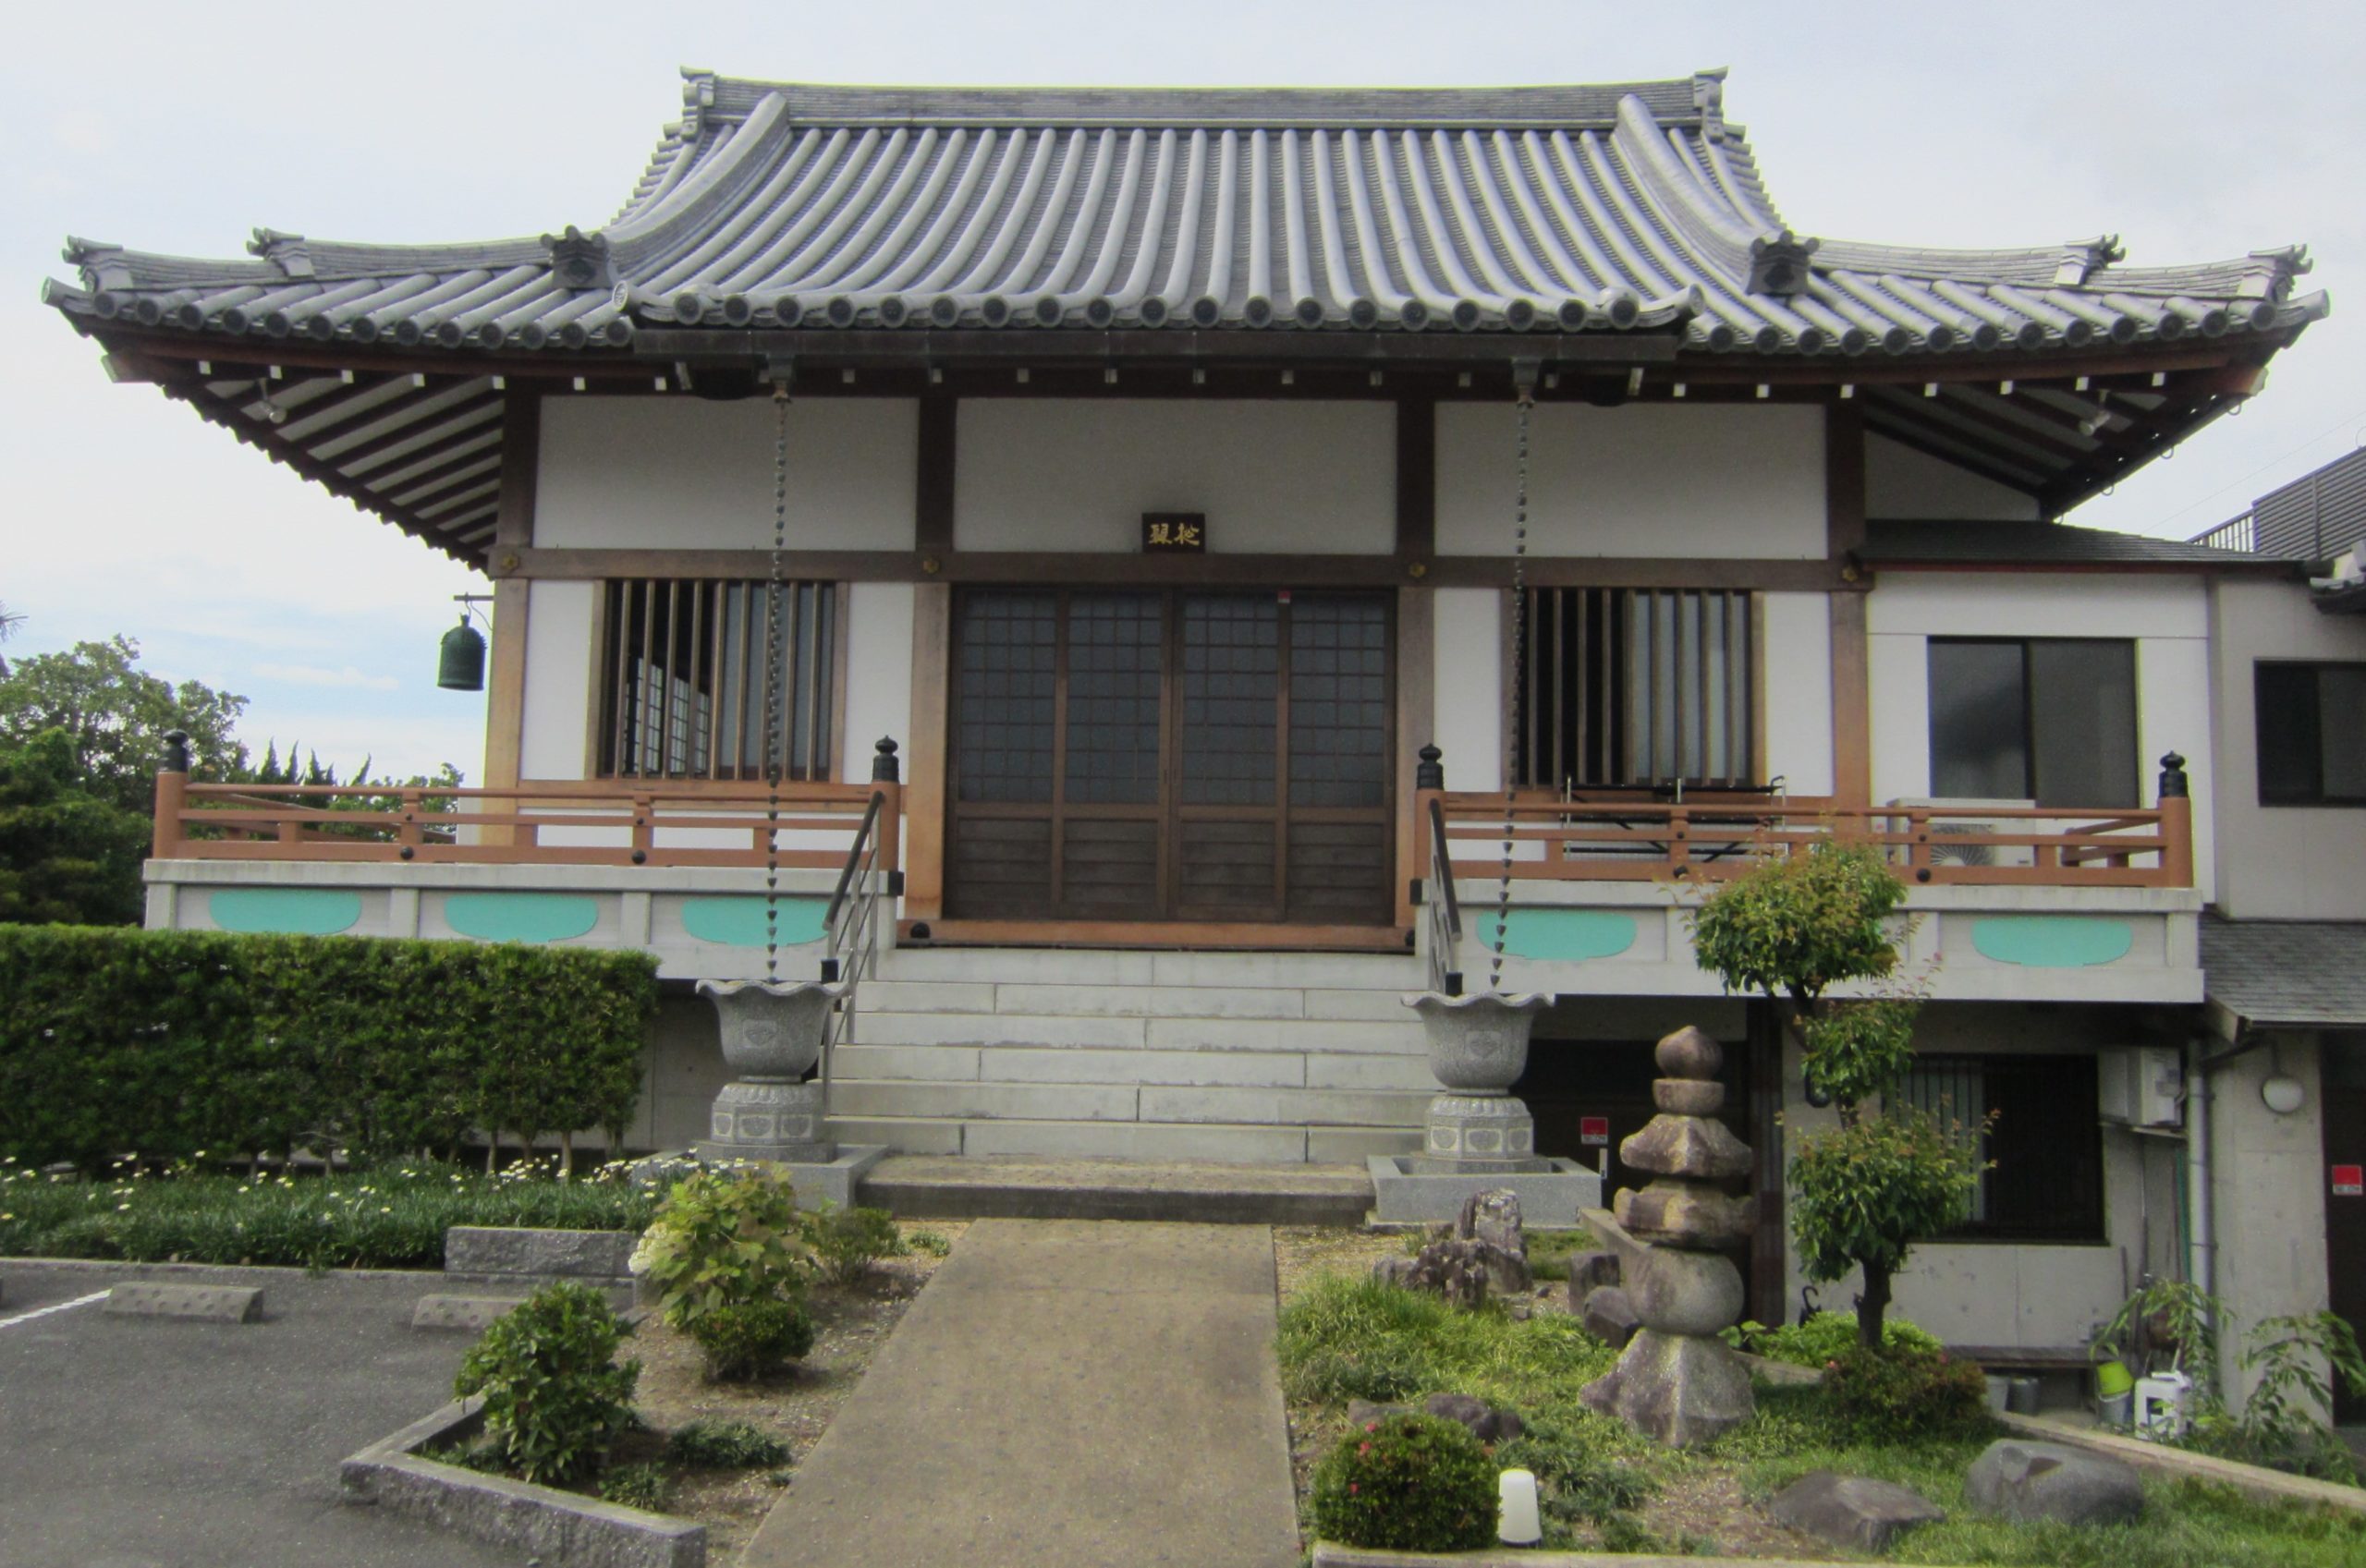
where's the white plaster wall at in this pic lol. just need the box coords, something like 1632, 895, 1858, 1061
520, 579, 597, 781
1866, 432, 2043, 521
843, 583, 915, 782
1866, 573, 2214, 900
1761, 593, 1835, 796
2206, 577, 2366, 919
1435, 404, 1825, 558
955, 400, 1393, 553
2209, 1033, 2332, 1404
536, 397, 919, 550
1433, 588, 1503, 792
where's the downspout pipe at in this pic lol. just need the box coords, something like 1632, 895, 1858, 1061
2185, 1033, 2216, 1373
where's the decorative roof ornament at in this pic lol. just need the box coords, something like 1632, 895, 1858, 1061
246, 227, 314, 278
2242, 244, 2311, 301
543, 225, 615, 291
1691, 67, 1729, 139
2053, 235, 2125, 286
1747, 231, 1818, 297
62, 236, 131, 291
680, 68, 719, 140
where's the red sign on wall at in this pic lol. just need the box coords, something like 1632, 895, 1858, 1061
1579, 1116, 1610, 1147
2334, 1164, 2364, 1197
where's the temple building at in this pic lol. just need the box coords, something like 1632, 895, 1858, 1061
47, 68, 2360, 1381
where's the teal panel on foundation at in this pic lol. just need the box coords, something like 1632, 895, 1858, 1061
207, 888, 362, 936
1970, 916, 2133, 968
682, 897, 829, 948
444, 893, 599, 944
1471, 908, 1639, 962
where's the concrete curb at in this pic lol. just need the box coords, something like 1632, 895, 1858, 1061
339, 1396, 705, 1568
1311, 1546, 1944, 1567
1998, 1411, 2366, 1513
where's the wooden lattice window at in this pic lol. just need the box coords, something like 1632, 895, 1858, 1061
596, 578, 838, 781
1513, 588, 1756, 789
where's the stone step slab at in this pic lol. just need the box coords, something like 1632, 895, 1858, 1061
1144, 1017, 1428, 1055
829, 1080, 1140, 1123
411, 1295, 526, 1332
1140, 1085, 1429, 1128
957, 1118, 1310, 1163
991, 982, 1308, 1020
443, 1227, 636, 1281
104, 1282, 262, 1323
855, 1012, 1149, 1050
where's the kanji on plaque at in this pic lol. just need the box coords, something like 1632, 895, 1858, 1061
1141, 511, 1207, 553
1579, 1116, 1610, 1147
2334, 1164, 2364, 1197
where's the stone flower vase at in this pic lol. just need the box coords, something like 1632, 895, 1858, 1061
695, 978, 842, 1164
1402, 991, 1551, 1170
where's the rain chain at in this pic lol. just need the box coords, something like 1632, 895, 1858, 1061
1493, 380, 1533, 991
763, 381, 791, 984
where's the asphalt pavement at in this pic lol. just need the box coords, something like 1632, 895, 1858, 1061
0, 1260, 524, 1568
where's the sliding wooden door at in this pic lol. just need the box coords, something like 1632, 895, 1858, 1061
945, 589, 1393, 926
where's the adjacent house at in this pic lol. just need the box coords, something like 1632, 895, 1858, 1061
46, 68, 2350, 1369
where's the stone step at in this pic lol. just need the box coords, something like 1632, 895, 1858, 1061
856, 978, 1430, 1024
855, 1154, 1376, 1225
828, 1077, 1427, 1129
876, 946, 1423, 991
826, 1114, 1420, 1166
850, 1009, 1429, 1055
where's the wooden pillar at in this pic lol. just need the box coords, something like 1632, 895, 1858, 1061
1394, 397, 1437, 931
1825, 400, 1872, 808
916, 395, 957, 558
482, 391, 541, 814
903, 586, 952, 923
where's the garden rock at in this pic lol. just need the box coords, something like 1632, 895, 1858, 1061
1371, 1187, 1531, 1306
1964, 1439, 2143, 1525
1769, 1470, 1945, 1552
1566, 1249, 1623, 1295
1346, 1399, 1414, 1428
1423, 1392, 1524, 1443
1581, 1284, 1639, 1349
1579, 1328, 1755, 1449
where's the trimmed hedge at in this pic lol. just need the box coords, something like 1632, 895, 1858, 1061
0, 925, 660, 1168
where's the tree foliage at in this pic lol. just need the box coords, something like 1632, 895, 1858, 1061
0, 637, 248, 814
1691, 841, 1983, 1348
0, 728, 150, 926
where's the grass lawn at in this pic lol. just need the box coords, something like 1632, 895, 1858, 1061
0, 1156, 658, 1269
1276, 1263, 2366, 1565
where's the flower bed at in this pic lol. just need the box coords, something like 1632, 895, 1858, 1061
0, 1157, 657, 1270
1273, 1231, 2366, 1565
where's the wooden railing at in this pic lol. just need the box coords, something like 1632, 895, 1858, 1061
150, 735, 903, 876
1419, 762, 2194, 891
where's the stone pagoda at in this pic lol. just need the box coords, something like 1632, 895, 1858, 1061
1581, 1025, 1756, 1447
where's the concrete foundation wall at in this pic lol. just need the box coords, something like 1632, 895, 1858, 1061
1435, 403, 1826, 558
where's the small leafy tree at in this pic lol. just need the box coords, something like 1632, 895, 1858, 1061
1691, 842, 1984, 1349
0, 637, 248, 813
0, 727, 151, 925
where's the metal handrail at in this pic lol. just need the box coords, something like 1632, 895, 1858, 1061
1425, 795, 1464, 997
817, 789, 889, 1121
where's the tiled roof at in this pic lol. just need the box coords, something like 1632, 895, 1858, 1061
45, 69, 2325, 355
2201, 915, 2366, 1029
1861, 518, 2287, 568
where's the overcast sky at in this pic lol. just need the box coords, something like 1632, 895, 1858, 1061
5, 0, 2360, 782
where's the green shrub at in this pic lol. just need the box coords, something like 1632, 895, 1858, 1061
631, 1168, 812, 1329
804, 1202, 905, 1284
1286, 1346, 1430, 1405
689, 1297, 815, 1381
597, 1462, 674, 1513
665, 1419, 791, 1469
1823, 1343, 1990, 1444
907, 1229, 952, 1258
1738, 1310, 1944, 1367
454, 1282, 640, 1484
1311, 1412, 1499, 1552
0, 925, 658, 1169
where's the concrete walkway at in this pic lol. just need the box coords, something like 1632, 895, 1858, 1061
742, 1220, 1300, 1568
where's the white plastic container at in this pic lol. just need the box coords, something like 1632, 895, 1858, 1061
1498, 1468, 1542, 1546
2133, 1370, 2192, 1440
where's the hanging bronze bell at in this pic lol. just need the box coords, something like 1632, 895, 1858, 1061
437, 617, 486, 691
